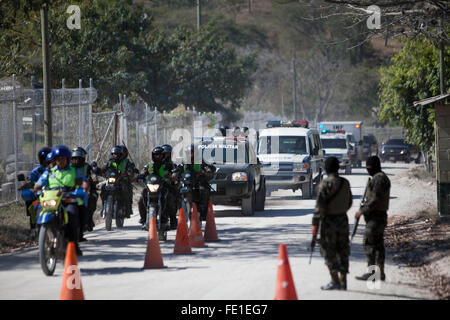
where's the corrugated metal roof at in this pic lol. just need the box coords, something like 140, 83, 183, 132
413, 93, 450, 107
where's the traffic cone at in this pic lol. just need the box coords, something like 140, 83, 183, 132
274, 244, 298, 300
174, 208, 192, 254
60, 242, 85, 300
143, 217, 165, 269
189, 203, 205, 247
204, 201, 219, 242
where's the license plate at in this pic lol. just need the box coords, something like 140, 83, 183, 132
210, 184, 217, 192
389, 157, 395, 161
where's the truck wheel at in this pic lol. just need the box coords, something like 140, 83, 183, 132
255, 182, 265, 212
302, 180, 313, 199
345, 165, 352, 175
242, 189, 255, 216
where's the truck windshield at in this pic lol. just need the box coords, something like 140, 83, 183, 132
386, 139, 405, 145
258, 136, 307, 154
321, 138, 347, 149
200, 141, 249, 164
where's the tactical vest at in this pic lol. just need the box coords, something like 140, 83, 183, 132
323, 176, 352, 215
365, 172, 390, 212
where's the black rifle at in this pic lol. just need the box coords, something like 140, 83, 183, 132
309, 233, 317, 265
350, 217, 360, 245
350, 177, 371, 246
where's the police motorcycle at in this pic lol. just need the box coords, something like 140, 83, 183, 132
180, 164, 215, 224
102, 167, 128, 231
179, 168, 194, 224
36, 187, 86, 276
138, 171, 174, 241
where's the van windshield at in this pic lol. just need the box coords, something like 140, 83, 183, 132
258, 136, 307, 155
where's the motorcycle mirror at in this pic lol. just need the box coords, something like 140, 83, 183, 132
17, 173, 26, 181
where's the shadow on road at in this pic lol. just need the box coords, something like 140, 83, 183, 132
346, 289, 426, 300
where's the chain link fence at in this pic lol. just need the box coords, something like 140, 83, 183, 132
0, 76, 222, 203
0, 75, 411, 204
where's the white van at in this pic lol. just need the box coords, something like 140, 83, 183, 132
257, 120, 324, 199
318, 121, 363, 167
320, 131, 352, 174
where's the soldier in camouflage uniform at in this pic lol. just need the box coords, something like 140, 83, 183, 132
355, 156, 390, 281
312, 157, 353, 290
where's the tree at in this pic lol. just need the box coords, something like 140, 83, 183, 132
0, 0, 256, 117
378, 37, 450, 152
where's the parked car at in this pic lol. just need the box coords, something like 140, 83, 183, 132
362, 134, 378, 160
380, 138, 411, 163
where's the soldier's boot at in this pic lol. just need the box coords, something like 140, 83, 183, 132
355, 272, 372, 281
321, 272, 341, 290
379, 264, 386, 281
339, 272, 347, 290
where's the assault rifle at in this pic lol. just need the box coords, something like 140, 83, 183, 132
309, 233, 317, 265
350, 177, 371, 246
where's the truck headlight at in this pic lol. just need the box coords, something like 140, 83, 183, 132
232, 172, 247, 181
43, 199, 57, 208
293, 163, 308, 171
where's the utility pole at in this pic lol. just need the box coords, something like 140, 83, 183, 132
41, 3, 52, 147
197, 0, 202, 31
439, 16, 446, 95
248, 0, 252, 14
292, 52, 297, 120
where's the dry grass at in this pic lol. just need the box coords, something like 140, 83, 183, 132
0, 202, 36, 254
386, 209, 450, 300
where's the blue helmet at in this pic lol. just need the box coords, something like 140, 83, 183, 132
46, 152, 55, 163
51, 145, 71, 160
38, 147, 52, 165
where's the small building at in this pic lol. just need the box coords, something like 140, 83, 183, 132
413, 93, 450, 216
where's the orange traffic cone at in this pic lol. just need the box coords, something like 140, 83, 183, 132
143, 217, 165, 269
174, 208, 192, 254
274, 244, 297, 300
204, 201, 219, 242
189, 203, 205, 247
60, 242, 85, 300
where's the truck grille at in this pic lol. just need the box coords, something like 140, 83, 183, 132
264, 162, 293, 172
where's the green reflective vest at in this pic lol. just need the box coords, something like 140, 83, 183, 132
48, 166, 77, 189
111, 158, 129, 173
184, 164, 200, 173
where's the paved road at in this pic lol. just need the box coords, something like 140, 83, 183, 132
0, 164, 431, 300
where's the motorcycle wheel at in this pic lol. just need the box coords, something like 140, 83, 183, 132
181, 199, 191, 224
116, 203, 124, 228
158, 230, 167, 241
105, 195, 113, 231
39, 224, 58, 276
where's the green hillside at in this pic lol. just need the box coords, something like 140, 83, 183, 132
142, 0, 402, 124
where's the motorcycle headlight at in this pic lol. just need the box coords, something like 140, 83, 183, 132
232, 172, 247, 181
43, 199, 57, 208
108, 177, 116, 184
147, 184, 160, 192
